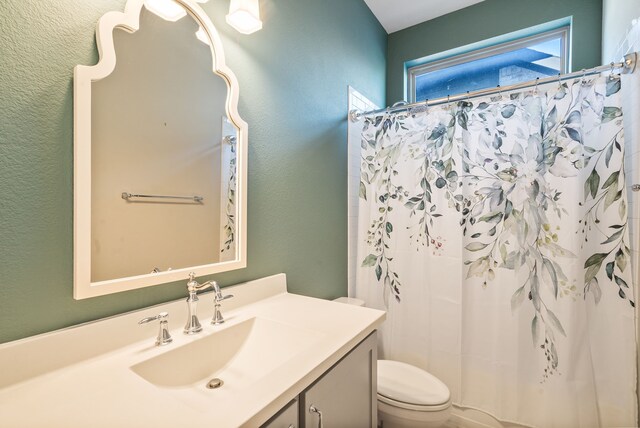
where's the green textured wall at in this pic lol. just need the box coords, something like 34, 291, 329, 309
0, 0, 386, 344
386, 0, 603, 102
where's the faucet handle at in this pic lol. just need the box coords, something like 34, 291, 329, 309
216, 294, 234, 302
211, 282, 234, 325
139, 312, 173, 346
211, 281, 234, 301
139, 311, 169, 324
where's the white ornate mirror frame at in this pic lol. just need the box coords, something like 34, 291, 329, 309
73, 0, 247, 299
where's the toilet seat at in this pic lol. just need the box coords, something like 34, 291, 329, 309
378, 394, 451, 412
377, 360, 451, 412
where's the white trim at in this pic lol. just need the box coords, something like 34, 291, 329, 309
73, 0, 248, 299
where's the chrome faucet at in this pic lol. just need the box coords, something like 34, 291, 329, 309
211, 282, 234, 325
138, 312, 173, 346
184, 272, 216, 335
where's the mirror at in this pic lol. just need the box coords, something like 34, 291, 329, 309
74, 0, 247, 299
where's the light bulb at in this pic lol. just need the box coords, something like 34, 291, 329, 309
144, 0, 186, 22
195, 26, 210, 46
226, 0, 262, 34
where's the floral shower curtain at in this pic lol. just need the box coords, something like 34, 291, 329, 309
356, 75, 637, 427
219, 135, 236, 261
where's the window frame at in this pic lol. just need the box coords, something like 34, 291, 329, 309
407, 26, 570, 103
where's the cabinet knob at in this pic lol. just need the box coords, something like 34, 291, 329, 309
308, 405, 323, 428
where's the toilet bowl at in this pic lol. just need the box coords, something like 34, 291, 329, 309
377, 360, 451, 428
331, 299, 451, 427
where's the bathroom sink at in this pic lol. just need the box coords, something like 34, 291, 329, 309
0, 274, 385, 428
131, 317, 323, 390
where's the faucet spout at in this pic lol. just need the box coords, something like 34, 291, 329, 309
184, 272, 214, 335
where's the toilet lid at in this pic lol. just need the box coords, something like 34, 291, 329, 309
377, 360, 450, 406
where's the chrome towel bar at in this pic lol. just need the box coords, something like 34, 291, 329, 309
121, 192, 204, 203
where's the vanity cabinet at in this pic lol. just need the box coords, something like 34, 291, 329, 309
262, 331, 377, 428
262, 398, 298, 428
300, 331, 377, 428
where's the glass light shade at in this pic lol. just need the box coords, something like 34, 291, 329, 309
195, 26, 210, 46
144, 0, 186, 22
226, 0, 262, 34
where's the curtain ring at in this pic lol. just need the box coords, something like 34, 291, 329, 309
447, 94, 451, 108
497, 85, 503, 99
610, 62, 616, 80
581, 68, 587, 84
466, 90, 471, 103
557, 73, 562, 90
534, 77, 539, 94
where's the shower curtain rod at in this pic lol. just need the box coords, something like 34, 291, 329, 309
350, 52, 638, 122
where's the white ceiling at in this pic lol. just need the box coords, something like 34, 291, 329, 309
364, 0, 485, 34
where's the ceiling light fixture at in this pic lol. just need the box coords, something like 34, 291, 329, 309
195, 26, 210, 45
226, 0, 262, 34
144, 0, 186, 22
144, 0, 208, 22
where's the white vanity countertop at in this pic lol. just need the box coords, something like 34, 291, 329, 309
0, 274, 385, 428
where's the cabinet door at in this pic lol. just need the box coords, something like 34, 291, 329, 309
261, 398, 299, 428
300, 332, 377, 428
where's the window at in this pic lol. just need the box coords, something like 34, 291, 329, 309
407, 26, 570, 103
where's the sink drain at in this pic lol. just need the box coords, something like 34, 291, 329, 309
206, 378, 224, 389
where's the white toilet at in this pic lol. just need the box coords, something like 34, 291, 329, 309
377, 360, 451, 428
332, 298, 452, 428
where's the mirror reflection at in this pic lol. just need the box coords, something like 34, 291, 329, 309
90, 5, 237, 282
